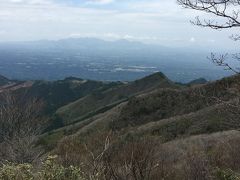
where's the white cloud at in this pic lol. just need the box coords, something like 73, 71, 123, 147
0, 0, 236, 49
208, 39, 216, 43
0, 30, 6, 35
190, 37, 196, 42
3, 0, 54, 5
68, 32, 161, 42
86, 0, 114, 5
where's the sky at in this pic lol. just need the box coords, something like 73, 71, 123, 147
0, 0, 238, 50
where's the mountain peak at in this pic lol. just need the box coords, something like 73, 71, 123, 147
63, 77, 84, 81
141, 72, 168, 82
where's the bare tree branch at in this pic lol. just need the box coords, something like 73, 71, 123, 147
0, 91, 46, 164
178, 0, 240, 74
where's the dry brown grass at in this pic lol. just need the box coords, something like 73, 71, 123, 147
54, 130, 240, 180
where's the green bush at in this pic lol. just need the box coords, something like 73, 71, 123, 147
0, 155, 85, 180
0, 163, 34, 180
215, 168, 240, 180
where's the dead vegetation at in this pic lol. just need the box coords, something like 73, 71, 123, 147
0, 91, 46, 164
50, 130, 240, 180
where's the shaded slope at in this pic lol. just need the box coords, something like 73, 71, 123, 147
27, 77, 122, 114
56, 72, 181, 125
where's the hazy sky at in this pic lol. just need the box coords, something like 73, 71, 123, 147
0, 0, 238, 49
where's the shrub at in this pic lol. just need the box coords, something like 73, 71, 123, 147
0, 163, 34, 180
215, 168, 240, 180
0, 155, 85, 180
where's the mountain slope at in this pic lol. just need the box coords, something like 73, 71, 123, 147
26, 77, 122, 114
55, 72, 182, 125
2, 72, 238, 157
110, 74, 239, 130
49, 74, 240, 147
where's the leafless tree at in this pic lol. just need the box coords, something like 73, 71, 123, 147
84, 132, 111, 179
178, 0, 240, 123
0, 90, 46, 164
178, 0, 240, 74
100, 138, 165, 180
56, 132, 168, 180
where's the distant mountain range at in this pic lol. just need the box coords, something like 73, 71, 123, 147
0, 38, 232, 82
0, 38, 166, 51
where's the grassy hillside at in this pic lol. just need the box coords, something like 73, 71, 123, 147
111, 75, 239, 130
48, 74, 240, 144
56, 72, 182, 125
38, 74, 239, 152
26, 77, 122, 114
2, 72, 240, 180
128, 100, 239, 141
